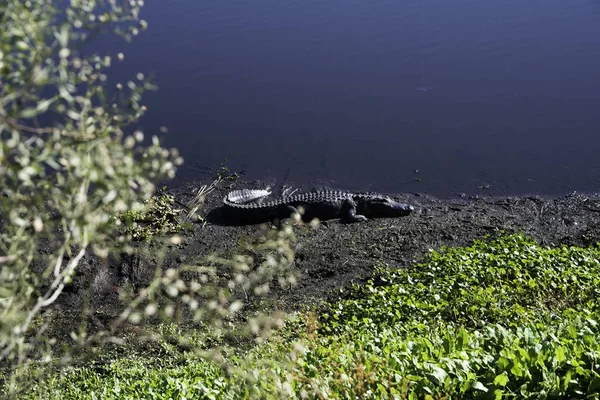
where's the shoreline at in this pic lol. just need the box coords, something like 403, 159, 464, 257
50, 180, 600, 320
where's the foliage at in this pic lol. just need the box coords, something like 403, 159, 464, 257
3, 222, 300, 399
216, 158, 240, 182
325, 233, 600, 332
0, 2, 300, 397
293, 311, 600, 399
0, 1, 298, 398
0, 0, 181, 387
118, 190, 184, 242
300, 233, 600, 399
14, 234, 600, 399
115, 223, 299, 348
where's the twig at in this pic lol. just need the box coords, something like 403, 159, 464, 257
0, 255, 16, 264
184, 177, 222, 222
0, 116, 54, 134
0, 246, 87, 361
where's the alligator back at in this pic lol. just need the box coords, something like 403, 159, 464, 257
224, 189, 359, 223
224, 189, 354, 209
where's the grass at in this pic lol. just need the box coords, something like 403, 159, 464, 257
6, 233, 600, 399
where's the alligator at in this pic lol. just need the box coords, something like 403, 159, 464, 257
223, 188, 414, 223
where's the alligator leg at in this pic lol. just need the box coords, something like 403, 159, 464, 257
342, 199, 368, 223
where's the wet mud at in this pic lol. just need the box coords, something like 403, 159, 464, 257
51, 180, 600, 322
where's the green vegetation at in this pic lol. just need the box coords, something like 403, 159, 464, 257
216, 158, 240, 182
309, 233, 600, 398
119, 190, 185, 242
12, 234, 600, 399
0, 1, 293, 397
1, 0, 175, 378
2, 1, 599, 399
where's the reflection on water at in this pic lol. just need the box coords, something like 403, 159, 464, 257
416, 85, 439, 92
110, 0, 600, 197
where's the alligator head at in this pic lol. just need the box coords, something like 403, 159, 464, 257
359, 196, 414, 217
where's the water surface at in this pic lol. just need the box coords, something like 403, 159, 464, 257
111, 0, 600, 197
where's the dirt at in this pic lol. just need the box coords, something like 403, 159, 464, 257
50, 180, 600, 325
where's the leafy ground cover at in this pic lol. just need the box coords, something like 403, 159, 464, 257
305, 233, 600, 398
11, 233, 600, 399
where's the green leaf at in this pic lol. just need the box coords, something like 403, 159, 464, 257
563, 370, 572, 390
554, 346, 566, 363
510, 362, 523, 377
36, 98, 54, 113
426, 366, 447, 385
55, 24, 70, 48
59, 85, 74, 103
471, 381, 488, 392
67, 110, 81, 120
32, 65, 49, 85
16, 40, 29, 50
20, 108, 39, 118
494, 373, 509, 387
457, 327, 469, 349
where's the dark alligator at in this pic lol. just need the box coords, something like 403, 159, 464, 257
223, 189, 414, 223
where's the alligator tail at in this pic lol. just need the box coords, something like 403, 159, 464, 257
225, 188, 271, 205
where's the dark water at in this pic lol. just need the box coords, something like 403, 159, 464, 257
110, 0, 600, 197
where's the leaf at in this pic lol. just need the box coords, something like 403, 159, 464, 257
32, 65, 49, 85
471, 381, 488, 392
67, 110, 81, 120
36, 98, 54, 113
588, 376, 600, 393
510, 362, 523, 377
55, 24, 70, 48
45, 159, 61, 170
494, 373, 509, 387
20, 108, 39, 118
457, 327, 469, 349
554, 346, 566, 363
426, 365, 447, 385
494, 389, 504, 400
59, 85, 74, 104
563, 370, 572, 391
16, 40, 28, 50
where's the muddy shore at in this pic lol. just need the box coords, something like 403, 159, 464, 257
53, 180, 600, 321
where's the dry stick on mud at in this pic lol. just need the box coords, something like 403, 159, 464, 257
185, 178, 223, 222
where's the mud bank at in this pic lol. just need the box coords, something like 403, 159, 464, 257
52, 180, 600, 321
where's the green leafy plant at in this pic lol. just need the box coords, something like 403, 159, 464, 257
326, 233, 600, 333
0, 0, 177, 395
298, 233, 600, 398
217, 158, 240, 182
119, 191, 184, 242
0, 4, 301, 397
14, 234, 600, 399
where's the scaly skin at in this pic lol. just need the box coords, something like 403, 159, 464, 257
223, 189, 414, 223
